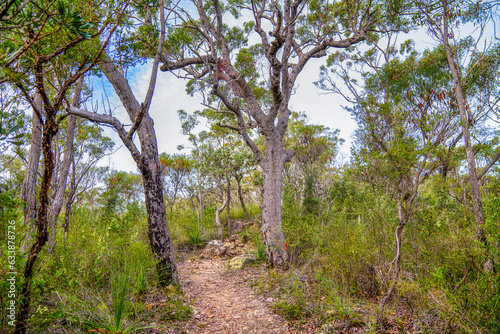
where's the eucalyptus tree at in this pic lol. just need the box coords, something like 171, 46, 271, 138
0, 0, 125, 331
160, 0, 405, 266
230, 148, 255, 220
47, 77, 83, 251
66, 0, 181, 287
159, 152, 192, 213
57, 116, 116, 239
196, 107, 258, 225
415, 0, 500, 245
198, 134, 231, 239
283, 112, 343, 214
196, 125, 256, 237
321, 41, 463, 327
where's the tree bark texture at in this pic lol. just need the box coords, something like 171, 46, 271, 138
161, 0, 370, 267
260, 141, 288, 267
15, 99, 58, 334
20, 93, 42, 252
139, 142, 179, 286
225, 174, 232, 235
100, 58, 179, 286
236, 175, 250, 220
48, 76, 83, 251
441, 0, 486, 244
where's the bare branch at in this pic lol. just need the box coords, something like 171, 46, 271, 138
65, 105, 142, 164
126, 103, 147, 140
216, 123, 239, 131
478, 148, 500, 180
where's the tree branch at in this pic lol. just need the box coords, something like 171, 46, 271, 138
65, 105, 142, 165
478, 148, 500, 180
126, 103, 147, 140
216, 123, 239, 132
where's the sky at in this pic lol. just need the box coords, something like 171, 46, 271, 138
91, 18, 498, 173
94, 56, 356, 173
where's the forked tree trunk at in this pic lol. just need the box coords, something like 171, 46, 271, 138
20, 94, 43, 252
100, 59, 179, 286
48, 77, 83, 251
260, 141, 288, 267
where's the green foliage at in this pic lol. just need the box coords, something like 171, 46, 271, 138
82, 270, 145, 334
253, 242, 266, 261
188, 223, 204, 246
272, 277, 311, 321
0, 198, 191, 332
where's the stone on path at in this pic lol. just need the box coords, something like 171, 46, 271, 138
228, 254, 257, 269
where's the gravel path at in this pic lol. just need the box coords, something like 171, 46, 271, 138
178, 258, 294, 334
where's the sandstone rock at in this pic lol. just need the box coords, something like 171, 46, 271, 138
228, 254, 257, 269
201, 240, 227, 259
223, 241, 236, 250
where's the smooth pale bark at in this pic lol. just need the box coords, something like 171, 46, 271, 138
63, 158, 76, 239
197, 170, 203, 225
215, 201, 226, 240
441, 0, 486, 244
260, 140, 289, 267
20, 93, 42, 252
162, 0, 369, 267
48, 76, 83, 251
225, 174, 232, 235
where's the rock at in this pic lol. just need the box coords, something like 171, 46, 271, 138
200, 240, 227, 259
228, 254, 257, 269
223, 241, 236, 250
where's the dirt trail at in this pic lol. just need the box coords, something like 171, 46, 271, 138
178, 258, 294, 334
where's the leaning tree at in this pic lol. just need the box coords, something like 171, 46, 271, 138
66, 0, 180, 287
160, 0, 407, 266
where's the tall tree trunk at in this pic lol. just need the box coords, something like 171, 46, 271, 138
138, 130, 179, 286
260, 141, 288, 267
63, 157, 76, 240
215, 200, 226, 240
225, 174, 232, 235
441, 0, 486, 244
20, 94, 42, 252
236, 175, 250, 220
48, 77, 82, 251
100, 58, 179, 287
15, 101, 58, 334
197, 167, 203, 225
